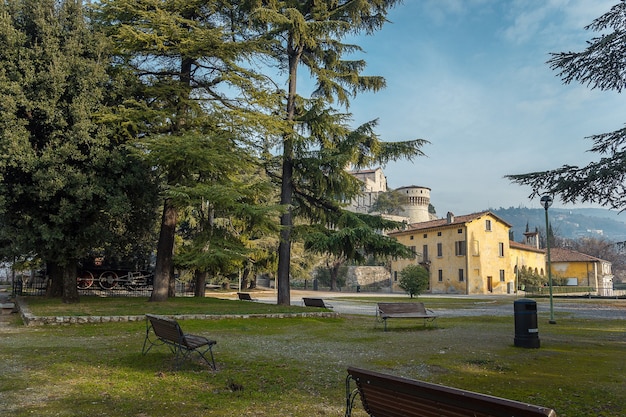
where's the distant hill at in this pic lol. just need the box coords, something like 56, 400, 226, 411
490, 207, 626, 242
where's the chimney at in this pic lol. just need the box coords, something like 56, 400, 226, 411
446, 212, 454, 224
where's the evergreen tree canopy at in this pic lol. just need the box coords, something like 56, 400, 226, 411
250, 0, 428, 304
96, 0, 279, 301
0, 0, 159, 302
369, 189, 409, 215
507, 1, 626, 210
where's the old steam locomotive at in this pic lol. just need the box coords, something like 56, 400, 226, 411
77, 255, 154, 291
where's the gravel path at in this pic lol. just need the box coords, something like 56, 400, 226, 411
281, 290, 626, 320
1, 288, 624, 329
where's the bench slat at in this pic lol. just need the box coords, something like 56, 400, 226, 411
347, 367, 556, 417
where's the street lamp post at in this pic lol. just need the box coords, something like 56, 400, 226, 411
540, 195, 556, 324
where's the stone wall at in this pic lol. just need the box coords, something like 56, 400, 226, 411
345, 266, 390, 291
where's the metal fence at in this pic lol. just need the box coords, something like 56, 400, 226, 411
11, 278, 195, 298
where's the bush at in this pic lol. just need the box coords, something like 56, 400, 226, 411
517, 267, 546, 288
398, 264, 429, 298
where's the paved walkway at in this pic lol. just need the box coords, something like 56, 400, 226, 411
234, 288, 626, 320
1, 287, 624, 328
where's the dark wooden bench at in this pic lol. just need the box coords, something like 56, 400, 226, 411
142, 314, 217, 370
303, 297, 333, 308
237, 292, 256, 301
345, 367, 557, 417
376, 302, 436, 331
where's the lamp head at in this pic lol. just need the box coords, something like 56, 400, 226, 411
540, 195, 553, 210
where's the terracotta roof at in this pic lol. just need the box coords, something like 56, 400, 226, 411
509, 240, 545, 254
388, 211, 511, 235
549, 247, 606, 263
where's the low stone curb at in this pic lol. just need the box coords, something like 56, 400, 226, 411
14, 296, 339, 326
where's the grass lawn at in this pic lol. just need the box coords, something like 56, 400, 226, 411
0, 296, 624, 416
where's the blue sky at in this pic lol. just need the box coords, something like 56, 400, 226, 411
341, 0, 623, 216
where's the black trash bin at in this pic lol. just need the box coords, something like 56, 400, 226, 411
514, 298, 540, 348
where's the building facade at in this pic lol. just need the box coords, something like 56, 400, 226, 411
549, 248, 614, 296
346, 167, 388, 214
389, 211, 547, 295
394, 185, 432, 224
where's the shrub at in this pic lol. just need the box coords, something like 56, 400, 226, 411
398, 264, 429, 298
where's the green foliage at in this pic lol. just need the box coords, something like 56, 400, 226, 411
302, 210, 413, 262
398, 264, 429, 298
507, 2, 626, 210
249, 0, 428, 304
516, 267, 546, 288
0, 0, 159, 298
96, 1, 281, 299
314, 264, 348, 288
369, 190, 408, 215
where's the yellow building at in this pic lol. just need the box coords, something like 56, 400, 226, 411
389, 211, 546, 295
549, 247, 614, 296
509, 240, 547, 289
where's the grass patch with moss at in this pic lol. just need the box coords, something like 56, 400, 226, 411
1, 296, 624, 416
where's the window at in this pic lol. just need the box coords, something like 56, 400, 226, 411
457, 228, 463, 234
394, 271, 398, 282
485, 219, 492, 231
498, 242, 505, 257
437, 231, 442, 236
500, 270, 505, 282
438, 269, 443, 282
423, 234, 427, 238
409, 246, 417, 257
437, 243, 443, 257
458, 269, 465, 282
455, 240, 466, 256
410, 235, 414, 240
422, 245, 428, 262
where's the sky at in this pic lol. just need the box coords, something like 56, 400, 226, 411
337, 0, 624, 216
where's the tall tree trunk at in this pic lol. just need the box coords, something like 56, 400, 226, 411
194, 270, 206, 297
61, 261, 79, 304
277, 164, 293, 305
151, 199, 177, 302
46, 261, 63, 298
329, 261, 341, 291
276, 43, 301, 306
241, 265, 251, 290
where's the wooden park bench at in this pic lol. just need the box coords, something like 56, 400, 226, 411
237, 292, 256, 301
303, 297, 333, 308
376, 302, 437, 331
345, 367, 557, 417
142, 314, 217, 370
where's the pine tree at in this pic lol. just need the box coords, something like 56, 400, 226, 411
96, 0, 279, 300
304, 211, 413, 291
508, 2, 626, 210
250, 1, 428, 304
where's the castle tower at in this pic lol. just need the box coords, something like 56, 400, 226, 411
346, 167, 387, 214
396, 185, 431, 224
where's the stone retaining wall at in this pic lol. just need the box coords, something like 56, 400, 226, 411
15, 297, 339, 326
